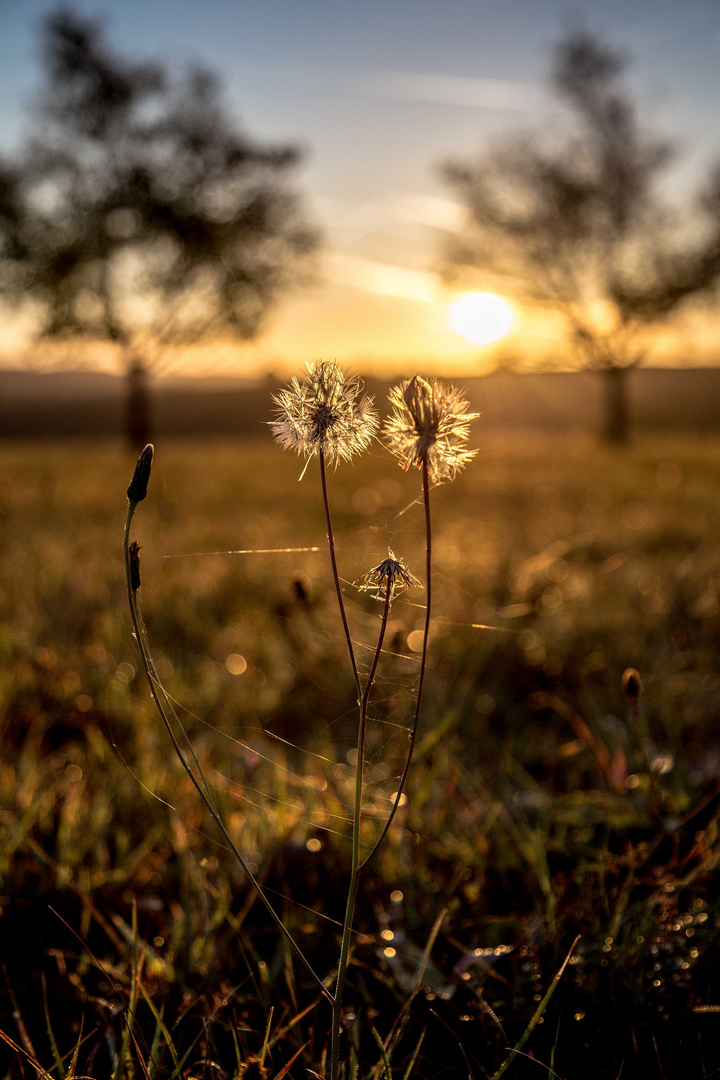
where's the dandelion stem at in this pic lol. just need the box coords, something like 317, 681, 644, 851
319, 447, 362, 703
331, 585, 392, 1080
123, 502, 333, 1007
359, 458, 432, 871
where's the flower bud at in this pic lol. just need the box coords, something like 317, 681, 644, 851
127, 444, 154, 504
622, 668, 643, 701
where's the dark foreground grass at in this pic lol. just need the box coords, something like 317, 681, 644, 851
2, 432, 720, 1078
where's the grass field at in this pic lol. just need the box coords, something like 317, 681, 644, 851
2, 430, 720, 1079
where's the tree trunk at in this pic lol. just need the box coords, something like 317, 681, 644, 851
600, 365, 629, 444
126, 358, 152, 449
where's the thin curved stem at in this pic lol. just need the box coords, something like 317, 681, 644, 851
123, 504, 333, 1007
330, 586, 392, 1080
359, 458, 432, 872
319, 448, 362, 704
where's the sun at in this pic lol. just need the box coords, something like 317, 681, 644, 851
449, 292, 514, 344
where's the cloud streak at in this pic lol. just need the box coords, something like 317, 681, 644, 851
327, 251, 439, 303
361, 69, 543, 111
319, 191, 465, 248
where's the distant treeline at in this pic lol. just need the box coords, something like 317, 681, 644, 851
0, 367, 719, 438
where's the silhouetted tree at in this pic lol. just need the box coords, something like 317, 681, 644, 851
0, 8, 317, 446
443, 29, 720, 442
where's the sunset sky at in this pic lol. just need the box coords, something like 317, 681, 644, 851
1, 0, 719, 377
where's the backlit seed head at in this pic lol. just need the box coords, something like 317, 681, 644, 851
359, 549, 423, 602
271, 361, 378, 468
126, 444, 154, 504
384, 376, 478, 482
237, 1056, 268, 1080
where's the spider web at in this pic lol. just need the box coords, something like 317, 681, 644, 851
129, 443, 495, 921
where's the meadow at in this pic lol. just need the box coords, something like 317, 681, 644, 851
1, 429, 720, 1079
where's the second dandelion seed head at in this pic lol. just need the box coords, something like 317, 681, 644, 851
384, 375, 478, 483
359, 550, 423, 603
271, 360, 379, 468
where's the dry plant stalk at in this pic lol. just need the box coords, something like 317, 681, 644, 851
123, 444, 332, 1006
331, 551, 422, 1079
360, 376, 479, 872
122, 367, 478, 1080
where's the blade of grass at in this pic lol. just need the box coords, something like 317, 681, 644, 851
66, 1018, 83, 1080
375, 993, 419, 1075
139, 989, 179, 1075
168, 1030, 205, 1080
503, 1048, 565, 1078
377, 908, 446, 1072
270, 1042, 310, 1080
260, 1007, 274, 1067
491, 936, 580, 1080
111, 903, 142, 1080
427, 1010, 478, 1080
402, 1030, 426, 1080
129, 1027, 153, 1080
550, 1014, 561, 1078
268, 996, 324, 1051
41, 974, 64, 1078
0, 1029, 55, 1080
371, 1027, 392, 1080
4, 967, 39, 1063
413, 907, 447, 994
146, 1005, 163, 1080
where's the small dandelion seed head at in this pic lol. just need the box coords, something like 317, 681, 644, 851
384, 375, 478, 483
237, 1056, 268, 1080
270, 360, 378, 468
359, 549, 423, 602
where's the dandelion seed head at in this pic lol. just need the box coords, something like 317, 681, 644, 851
271, 361, 378, 468
384, 375, 478, 482
359, 549, 423, 602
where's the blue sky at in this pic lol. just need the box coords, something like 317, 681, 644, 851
1, 0, 719, 374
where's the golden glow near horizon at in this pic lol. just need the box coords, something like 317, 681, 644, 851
4, 245, 713, 379
449, 292, 514, 344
